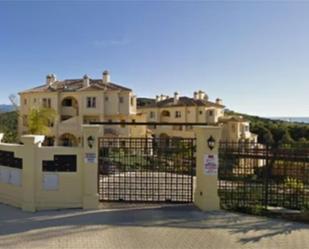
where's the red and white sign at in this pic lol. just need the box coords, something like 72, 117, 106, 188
204, 154, 218, 176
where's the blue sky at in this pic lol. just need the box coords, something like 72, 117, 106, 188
0, 1, 308, 116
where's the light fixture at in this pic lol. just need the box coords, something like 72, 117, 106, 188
207, 135, 216, 150
87, 136, 95, 149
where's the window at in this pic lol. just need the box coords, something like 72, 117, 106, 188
34, 98, 37, 103
199, 110, 203, 115
24, 98, 27, 105
119, 96, 124, 103
87, 97, 96, 108
208, 110, 214, 116
150, 111, 155, 119
105, 96, 109, 101
43, 98, 51, 108
232, 124, 236, 133
130, 97, 134, 106
244, 125, 249, 132
175, 111, 181, 118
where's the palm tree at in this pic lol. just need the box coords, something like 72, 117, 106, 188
27, 107, 56, 135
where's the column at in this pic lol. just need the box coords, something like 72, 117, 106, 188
20, 135, 45, 212
193, 126, 222, 211
82, 125, 103, 209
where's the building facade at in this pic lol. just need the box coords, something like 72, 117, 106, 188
18, 71, 147, 146
138, 91, 257, 142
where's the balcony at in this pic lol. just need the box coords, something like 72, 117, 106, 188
61, 106, 78, 117
58, 116, 81, 135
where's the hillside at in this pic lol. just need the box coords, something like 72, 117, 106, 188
0, 104, 14, 113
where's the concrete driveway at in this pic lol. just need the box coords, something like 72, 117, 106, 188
0, 203, 308, 249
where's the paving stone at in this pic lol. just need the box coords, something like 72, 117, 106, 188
0, 203, 308, 249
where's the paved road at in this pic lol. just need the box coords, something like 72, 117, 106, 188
0, 203, 308, 249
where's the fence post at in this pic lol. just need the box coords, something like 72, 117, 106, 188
20, 135, 45, 212
193, 126, 222, 211
82, 125, 102, 209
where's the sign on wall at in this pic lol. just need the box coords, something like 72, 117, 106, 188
43, 173, 59, 191
0, 166, 22, 186
204, 154, 218, 176
9, 169, 22, 186
84, 153, 97, 164
0, 166, 10, 184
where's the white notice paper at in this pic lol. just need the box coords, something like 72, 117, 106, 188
204, 154, 218, 176
43, 173, 59, 191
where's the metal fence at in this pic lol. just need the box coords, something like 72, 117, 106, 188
98, 137, 196, 203
219, 142, 309, 212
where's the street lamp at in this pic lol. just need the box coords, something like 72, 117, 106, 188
87, 136, 95, 149
207, 135, 216, 150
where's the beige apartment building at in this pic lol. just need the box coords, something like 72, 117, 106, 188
18, 71, 147, 146
138, 91, 257, 142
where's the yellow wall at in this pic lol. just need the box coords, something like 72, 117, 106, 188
35, 146, 83, 210
0, 131, 98, 212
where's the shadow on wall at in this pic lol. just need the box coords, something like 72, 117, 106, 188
0, 204, 308, 247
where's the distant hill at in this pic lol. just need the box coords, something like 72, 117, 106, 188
0, 105, 14, 113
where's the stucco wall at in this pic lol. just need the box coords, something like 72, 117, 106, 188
0, 133, 95, 212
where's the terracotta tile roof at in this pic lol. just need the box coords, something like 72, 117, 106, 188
138, 96, 225, 108
19, 79, 132, 94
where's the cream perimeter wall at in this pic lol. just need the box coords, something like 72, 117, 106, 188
0, 131, 94, 212
0, 125, 223, 213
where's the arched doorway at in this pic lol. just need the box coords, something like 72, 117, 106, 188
160, 110, 171, 122
59, 133, 78, 147
61, 97, 79, 121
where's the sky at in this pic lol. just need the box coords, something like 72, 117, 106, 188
0, 1, 308, 117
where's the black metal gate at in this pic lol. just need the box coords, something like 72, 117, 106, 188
98, 137, 196, 203
218, 142, 309, 212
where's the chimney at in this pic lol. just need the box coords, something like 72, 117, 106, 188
102, 70, 110, 84
174, 92, 179, 104
160, 94, 164, 101
83, 74, 90, 87
193, 91, 198, 100
46, 74, 56, 86
198, 90, 205, 100
155, 95, 160, 103
216, 98, 223, 105
204, 93, 209, 101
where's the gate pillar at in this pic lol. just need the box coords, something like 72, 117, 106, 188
193, 126, 222, 211
82, 125, 102, 209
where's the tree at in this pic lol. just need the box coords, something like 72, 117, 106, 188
27, 107, 56, 135
279, 129, 294, 145
9, 94, 19, 111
